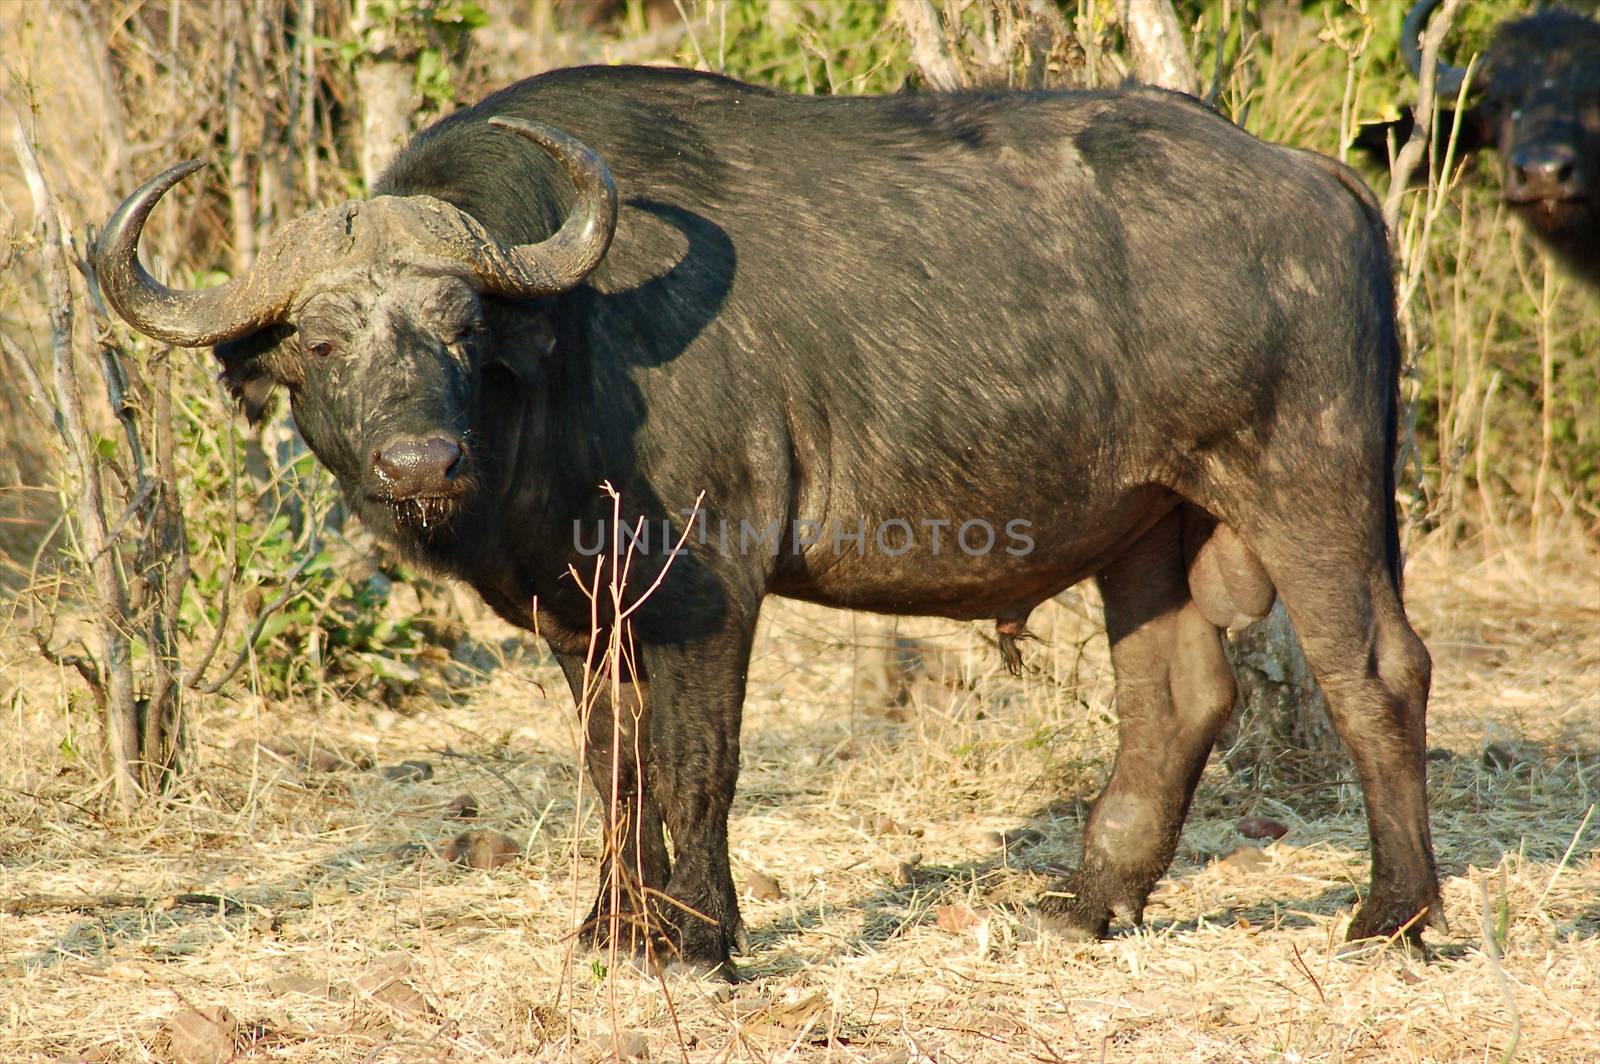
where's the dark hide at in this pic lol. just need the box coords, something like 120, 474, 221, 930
1358, 7, 1600, 285
209, 66, 1438, 975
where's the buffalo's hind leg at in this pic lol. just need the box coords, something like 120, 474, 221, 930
1237, 508, 1441, 944
1038, 507, 1238, 938
554, 651, 672, 958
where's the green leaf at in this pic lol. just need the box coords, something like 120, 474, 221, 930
360, 652, 421, 685
439, 1, 489, 29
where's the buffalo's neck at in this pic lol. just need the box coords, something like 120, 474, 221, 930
452, 354, 595, 627
1513, 201, 1600, 287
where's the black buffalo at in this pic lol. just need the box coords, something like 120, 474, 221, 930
94, 66, 1440, 977
1375, 0, 1600, 284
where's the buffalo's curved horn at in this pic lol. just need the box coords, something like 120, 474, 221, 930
93, 160, 304, 347
1401, 0, 1477, 102
463, 117, 618, 296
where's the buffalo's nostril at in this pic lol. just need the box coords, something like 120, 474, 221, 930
372, 436, 464, 496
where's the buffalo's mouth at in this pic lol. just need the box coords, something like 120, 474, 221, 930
1510, 193, 1591, 233
379, 490, 466, 533
393, 494, 459, 530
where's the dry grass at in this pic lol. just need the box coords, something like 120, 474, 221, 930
2, 536, 1595, 1063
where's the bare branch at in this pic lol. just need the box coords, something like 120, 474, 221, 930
1382, 0, 1466, 235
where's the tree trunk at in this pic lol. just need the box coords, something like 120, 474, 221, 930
1118, 0, 1198, 94
351, 0, 422, 194
13, 121, 143, 813
355, 55, 418, 190
1217, 602, 1340, 784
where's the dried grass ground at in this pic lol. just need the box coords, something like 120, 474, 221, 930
1, 537, 1596, 1063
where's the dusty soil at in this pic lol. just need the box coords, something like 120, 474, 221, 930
1, 537, 1595, 1063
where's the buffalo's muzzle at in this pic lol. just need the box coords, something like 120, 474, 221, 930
1507, 143, 1585, 204
372, 435, 464, 499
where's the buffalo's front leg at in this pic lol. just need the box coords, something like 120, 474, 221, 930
636, 625, 756, 979
554, 651, 671, 956
1039, 510, 1237, 937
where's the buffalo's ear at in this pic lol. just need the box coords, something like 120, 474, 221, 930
213, 324, 293, 426
482, 299, 556, 389
1350, 112, 1415, 167
1454, 103, 1494, 155
1350, 106, 1492, 183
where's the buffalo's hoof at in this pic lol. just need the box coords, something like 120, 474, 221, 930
578, 907, 659, 960
664, 919, 741, 982
663, 954, 742, 984
579, 916, 739, 981
1034, 869, 1145, 940
1344, 889, 1443, 950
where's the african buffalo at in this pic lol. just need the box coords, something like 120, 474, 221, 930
94, 65, 1440, 977
1381, 0, 1600, 284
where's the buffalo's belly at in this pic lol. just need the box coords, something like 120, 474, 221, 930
767, 484, 1175, 620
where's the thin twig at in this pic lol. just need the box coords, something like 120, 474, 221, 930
180, 417, 239, 687
194, 544, 318, 695
1476, 875, 1521, 1064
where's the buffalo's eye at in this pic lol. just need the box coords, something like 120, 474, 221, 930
304, 339, 334, 359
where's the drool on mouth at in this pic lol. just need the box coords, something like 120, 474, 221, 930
385, 494, 461, 531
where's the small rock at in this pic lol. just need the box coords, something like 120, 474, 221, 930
983, 827, 1044, 852
1217, 845, 1271, 873
935, 904, 983, 932
167, 1006, 238, 1064
1426, 746, 1455, 762
743, 871, 783, 902
1236, 816, 1289, 841
267, 975, 346, 1001
444, 792, 480, 819
354, 960, 436, 1017
387, 842, 428, 863
386, 579, 422, 619
381, 759, 434, 783
850, 813, 910, 835
1482, 741, 1538, 772
892, 854, 925, 886
442, 830, 519, 869
587, 1029, 649, 1060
